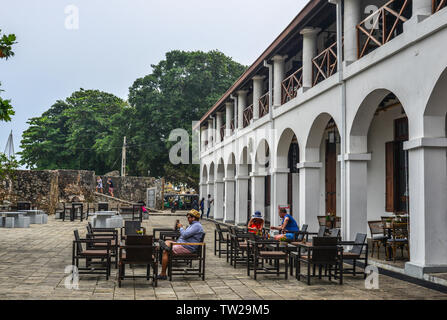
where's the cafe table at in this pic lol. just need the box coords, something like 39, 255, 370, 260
18, 210, 47, 224
0, 212, 29, 228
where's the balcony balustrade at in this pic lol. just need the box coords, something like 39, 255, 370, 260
433, 0, 446, 13
281, 67, 303, 104
243, 105, 253, 128
259, 92, 270, 118
312, 41, 338, 86
357, 0, 411, 59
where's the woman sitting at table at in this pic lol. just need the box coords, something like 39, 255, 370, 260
271, 208, 299, 241
247, 211, 264, 234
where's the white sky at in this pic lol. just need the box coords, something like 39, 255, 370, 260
0, 0, 308, 158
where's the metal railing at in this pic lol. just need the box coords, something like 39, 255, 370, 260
433, 0, 446, 13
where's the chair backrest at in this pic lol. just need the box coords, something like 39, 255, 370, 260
368, 221, 384, 235
311, 237, 338, 264
215, 223, 226, 241
125, 235, 154, 262
297, 224, 308, 241
335, 216, 341, 228
329, 228, 340, 238
17, 202, 31, 211
317, 225, 326, 237
392, 223, 408, 239
317, 216, 327, 226
86, 223, 93, 234
73, 230, 83, 253
98, 203, 109, 211
349, 233, 367, 255
124, 220, 142, 236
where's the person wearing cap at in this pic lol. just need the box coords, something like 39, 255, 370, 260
247, 211, 265, 234
157, 209, 204, 280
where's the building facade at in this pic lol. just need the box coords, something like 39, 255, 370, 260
197, 0, 447, 278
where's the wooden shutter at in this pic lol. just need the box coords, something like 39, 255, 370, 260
265, 175, 271, 207
385, 141, 395, 212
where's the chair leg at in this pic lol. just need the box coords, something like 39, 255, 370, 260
307, 263, 311, 285
353, 260, 356, 276
284, 258, 288, 280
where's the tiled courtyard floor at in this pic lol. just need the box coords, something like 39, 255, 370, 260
0, 214, 446, 300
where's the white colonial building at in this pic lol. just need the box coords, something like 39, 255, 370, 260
197, 0, 447, 278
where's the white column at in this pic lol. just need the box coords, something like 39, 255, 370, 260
207, 119, 213, 148
272, 55, 287, 107
252, 75, 265, 119
413, 0, 432, 19
298, 162, 322, 232
237, 90, 248, 129
292, 172, 300, 218
216, 112, 223, 143
235, 175, 249, 226
343, 0, 361, 64
344, 154, 371, 241
200, 127, 206, 151
251, 172, 266, 218
225, 101, 233, 137
199, 183, 206, 202
224, 177, 235, 224
214, 179, 225, 221
300, 27, 320, 90
404, 139, 447, 277
207, 180, 214, 218
271, 169, 289, 228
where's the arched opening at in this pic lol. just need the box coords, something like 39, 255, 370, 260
254, 139, 271, 224
305, 113, 341, 229
277, 128, 300, 216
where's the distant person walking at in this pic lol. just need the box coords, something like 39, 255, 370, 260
200, 197, 205, 219
206, 194, 214, 219
96, 177, 103, 193
107, 178, 114, 197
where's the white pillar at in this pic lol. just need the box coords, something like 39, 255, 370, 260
216, 112, 223, 143
235, 175, 249, 226
214, 179, 225, 221
292, 172, 300, 218
298, 162, 322, 232
199, 183, 207, 203
224, 177, 235, 224
207, 181, 214, 218
225, 102, 233, 137
413, 0, 432, 19
404, 139, 447, 277
300, 27, 320, 90
207, 119, 214, 148
271, 169, 289, 228
272, 55, 287, 107
344, 154, 371, 241
251, 172, 266, 218
200, 127, 206, 151
237, 90, 248, 129
343, 0, 361, 64
252, 75, 265, 119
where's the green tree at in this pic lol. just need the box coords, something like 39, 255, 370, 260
0, 154, 18, 182
20, 89, 127, 173
0, 29, 17, 122
122, 50, 246, 190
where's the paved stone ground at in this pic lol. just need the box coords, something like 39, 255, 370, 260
0, 215, 446, 300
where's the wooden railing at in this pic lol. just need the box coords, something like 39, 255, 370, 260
259, 92, 270, 118
243, 105, 253, 128
281, 67, 303, 104
357, 0, 410, 59
220, 124, 225, 142
433, 0, 446, 13
312, 42, 338, 86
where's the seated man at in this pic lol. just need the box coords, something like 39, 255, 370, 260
271, 208, 299, 241
247, 211, 264, 235
157, 209, 204, 280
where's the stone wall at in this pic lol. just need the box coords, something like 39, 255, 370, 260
0, 170, 162, 214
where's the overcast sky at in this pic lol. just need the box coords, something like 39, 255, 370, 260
0, 0, 308, 160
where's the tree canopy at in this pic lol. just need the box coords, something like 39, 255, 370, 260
20, 50, 246, 190
0, 29, 17, 122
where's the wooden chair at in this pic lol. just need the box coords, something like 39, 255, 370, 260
339, 233, 368, 278
72, 230, 111, 280
248, 239, 288, 280
385, 222, 409, 262
121, 220, 146, 242
368, 221, 387, 259
118, 235, 157, 287
214, 222, 230, 258
229, 226, 255, 268
86, 223, 119, 268
167, 233, 207, 281
292, 237, 343, 285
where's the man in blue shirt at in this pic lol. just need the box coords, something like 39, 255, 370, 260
158, 209, 204, 280
271, 208, 299, 241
